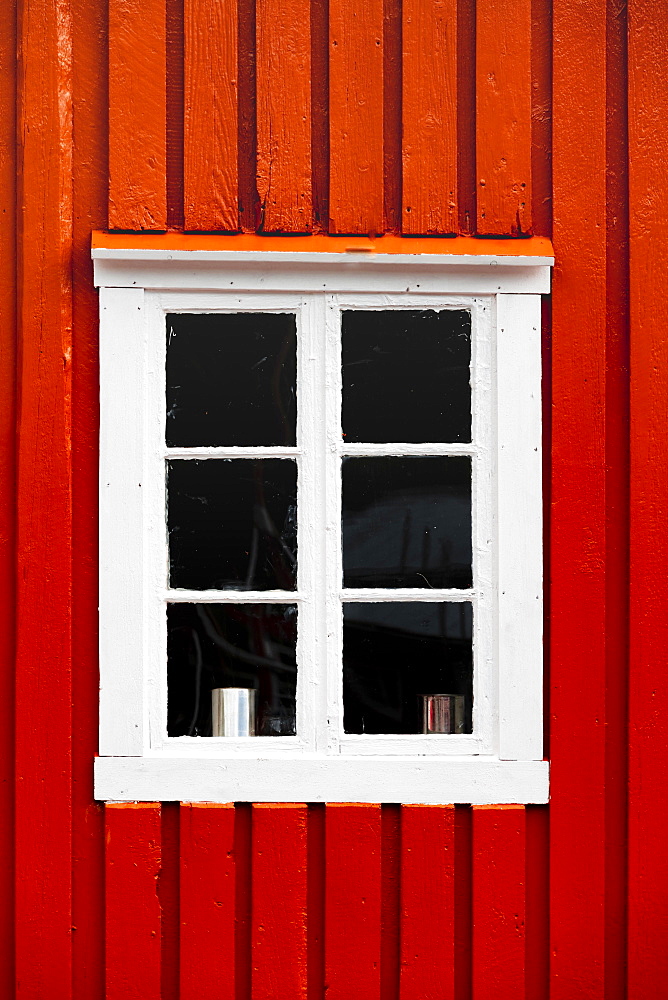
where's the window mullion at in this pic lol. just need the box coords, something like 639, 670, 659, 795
324, 294, 343, 754
296, 295, 323, 752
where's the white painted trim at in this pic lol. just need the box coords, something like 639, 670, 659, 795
97, 256, 549, 801
93, 253, 551, 295
496, 294, 544, 759
94, 756, 550, 804
99, 287, 147, 755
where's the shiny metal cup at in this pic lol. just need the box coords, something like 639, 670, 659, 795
419, 693, 465, 734
212, 687, 257, 737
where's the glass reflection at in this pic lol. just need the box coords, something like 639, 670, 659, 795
343, 602, 473, 734
342, 309, 471, 443
167, 603, 297, 737
166, 313, 297, 447
342, 456, 472, 589
168, 459, 297, 591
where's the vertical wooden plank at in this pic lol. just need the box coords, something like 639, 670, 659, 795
109, 0, 166, 229
329, 0, 384, 233
180, 804, 236, 1000
184, 0, 238, 231
106, 804, 162, 1000
471, 806, 525, 999
476, 0, 532, 234
454, 806, 473, 1000
252, 804, 308, 1000
400, 805, 455, 1000
457, 0, 476, 233
0, 0, 15, 995
15, 0, 73, 995
628, 1, 668, 995
603, 4, 629, 999
525, 806, 549, 1000
256, 0, 311, 231
71, 0, 108, 993
307, 804, 326, 1000
402, 0, 457, 234
550, 1, 607, 998
325, 804, 382, 1000
530, 0, 552, 237
160, 804, 180, 1000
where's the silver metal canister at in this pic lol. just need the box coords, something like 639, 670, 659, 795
211, 687, 257, 737
419, 693, 465, 734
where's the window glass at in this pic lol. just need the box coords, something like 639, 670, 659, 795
342, 456, 472, 589
166, 313, 297, 446
342, 309, 471, 443
167, 603, 298, 737
168, 458, 297, 591
342, 601, 473, 734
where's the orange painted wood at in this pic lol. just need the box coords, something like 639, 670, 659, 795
0, 0, 16, 993
400, 805, 455, 1000
184, 0, 238, 231
179, 804, 236, 1000
256, 0, 312, 232
550, 0, 607, 995
472, 806, 525, 998
70, 0, 108, 993
325, 804, 382, 1000
628, 1, 668, 995
106, 804, 162, 1000
108, 0, 166, 229
329, 0, 384, 234
252, 805, 308, 1000
401, 0, 457, 234
92, 229, 554, 257
14, 0, 73, 994
475, 0, 532, 234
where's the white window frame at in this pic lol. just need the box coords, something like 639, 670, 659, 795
93, 248, 551, 804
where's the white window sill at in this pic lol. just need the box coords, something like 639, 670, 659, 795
95, 755, 549, 804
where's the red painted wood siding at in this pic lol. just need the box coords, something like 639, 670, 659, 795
1, 0, 665, 996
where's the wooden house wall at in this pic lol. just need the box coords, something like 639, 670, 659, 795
0, 0, 667, 996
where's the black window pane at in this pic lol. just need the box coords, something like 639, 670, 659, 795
167, 603, 297, 737
342, 456, 472, 589
166, 313, 297, 446
168, 459, 297, 590
343, 602, 473, 734
342, 310, 471, 443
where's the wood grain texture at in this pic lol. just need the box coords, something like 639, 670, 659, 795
550, 0, 608, 995
106, 804, 162, 1000
184, 0, 238, 231
628, 0, 668, 995
476, 0, 532, 234
256, 0, 311, 231
108, 0, 166, 229
252, 804, 308, 1000
472, 806, 525, 998
402, 0, 457, 234
180, 804, 236, 1000
329, 0, 384, 233
0, 0, 15, 995
70, 0, 108, 993
325, 804, 382, 1000
15, 0, 73, 995
400, 805, 455, 1000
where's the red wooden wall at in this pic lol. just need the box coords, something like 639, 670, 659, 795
1, 0, 667, 996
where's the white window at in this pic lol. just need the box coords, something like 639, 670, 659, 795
94, 247, 551, 804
